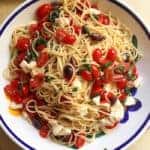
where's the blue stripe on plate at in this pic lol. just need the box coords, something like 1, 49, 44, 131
0, 0, 149, 150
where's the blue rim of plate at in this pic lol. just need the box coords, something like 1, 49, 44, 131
0, 0, 150, 150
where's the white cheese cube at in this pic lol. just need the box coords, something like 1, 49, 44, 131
92, 95, 101, 105
124, 96, 136, 106
110, 100, 124, 120
89, 8, 101, 15
72, 77, 82, 90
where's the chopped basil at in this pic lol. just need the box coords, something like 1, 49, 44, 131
92, 14, 99, 20
45, 76, 54, 82
72, 87, 78, 92
49, 8, 60, 22
81, 64, 91, 71
102, 62, 112, 69
36, 37, 47, 47
82, 25, 90, 35
125, 87, 131, 95
95, 131, 105, 137
114, 65, 125, 74
26, 49, 37, 62
87, 134, 93, 138
132, 35, 138, 48
127, 72, 136, 81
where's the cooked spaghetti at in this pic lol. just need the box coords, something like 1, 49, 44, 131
4, 0, 142, 148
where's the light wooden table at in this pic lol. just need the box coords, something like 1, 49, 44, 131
0, 0, 149, 150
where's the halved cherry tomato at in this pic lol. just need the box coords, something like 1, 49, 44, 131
29, 23, 38, 38
105, 121, 118, 129
37, 52, 49, 67
112, 74, 124, 82
22, 85, 29, 97
36, 44, 46, 51
36, 4, 52, 21
39, 125, 49, 138
16, 37, 30, 52
91, 80, 103, 97
30, 74, 44, 89
99, 14, 110, 25
92, 48, 102, 63
106, 48, 117, 62
14, 52, 26, 66
104, 68, 113, 83
73, 25, 81, 35
80, 70, 92, 81
91, 64, 100, 79
107, 92, 116, 105
119, 92, 127, 101
55, 29, 76, 45
116, 78, 127, 89
75, 135, 86, 149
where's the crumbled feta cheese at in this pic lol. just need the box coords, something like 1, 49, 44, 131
92, 95, 101, 105
134, 77, 142, 88
89, 8, 101, 15
110, 100, 124, 120
124, 96, 136, 106
20, 60, 36, 73
72, 77, 82, 90
9, 101, 23, 109
55, 17, 70, 27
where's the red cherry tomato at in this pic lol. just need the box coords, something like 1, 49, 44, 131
73, 25, 81, 35
99, 14, 110, 25
29, 24, 38, 38
55, 29, 76, 45
91, 80, 103, 97
37, 52, 49, 67
14, 52, 26, 66
36, 4, 52, 21
16, 37, 30, 52
36, 44, 46, 51
116, 78, 127, 89
112, 74, 124, 82
75, 136, 85, 149
80, 70, 92, 81
30, 74, 44, 89
119, 92, 127, 101
22, 85, 29, 97
92, 48, 102, 63
106, 48, 117, 62
39, 125, 49, 138
4, 84, 14, 98
91, 64, 100, 79
105, 121, 118, 129
104, 68, 113, 83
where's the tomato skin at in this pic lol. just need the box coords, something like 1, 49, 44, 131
92, 48, 102, 63
30, 74, 44, 89
14, 52, 26, 66
36, 44, 46, 51
104, 68, 113, 83
105, 121, 118, 129
37, 52, 49, 67
116, 78, 127, 89
73, 25, 81, 35
36, 4, 52, 21
119, 92, 127, 101
106, 48, 117, 62
99, 14, 110, 25
75, 136, 85, 149
80, 70, 93, 81
91, 64, 100, 79
22, 85, 29, 97
91, 80, 103, 97
16, 37, 30, 52
55, 29, 76, 45
29, 24, 38, 38
39, 125, 49, 138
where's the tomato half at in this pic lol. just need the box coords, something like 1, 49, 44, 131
106, 48, 117, 62
80, 70, 93, 81
92, 48, 102, 63
99, 14, 110, 25
37, 52, 49, 67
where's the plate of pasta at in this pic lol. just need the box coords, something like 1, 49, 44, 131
0, 0, 149, 150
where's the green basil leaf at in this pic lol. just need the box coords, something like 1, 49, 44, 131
132, 35, 138, 48
45, 76, 54, 82
26, 50, 37, 62
36, 38, 47, 46
49, 8, 60, 22
72, 87, 78, 92
102, 62, 112, 69
82, 25, 90, 35
95, 131, 105, 137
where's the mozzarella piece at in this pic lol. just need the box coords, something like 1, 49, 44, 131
52, 124, 71, 136
89, 8, 101, 15
124, 96, 136, 106
9, 101, 23, 110
110, 100, 124, 120
72, 77, 82, 90
20, 60, 36, 73
56, 17, 70, 27
134, 77, 142, 88
92, 95, 101, 105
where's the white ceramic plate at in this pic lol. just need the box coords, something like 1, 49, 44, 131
0, 0, 150, 150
